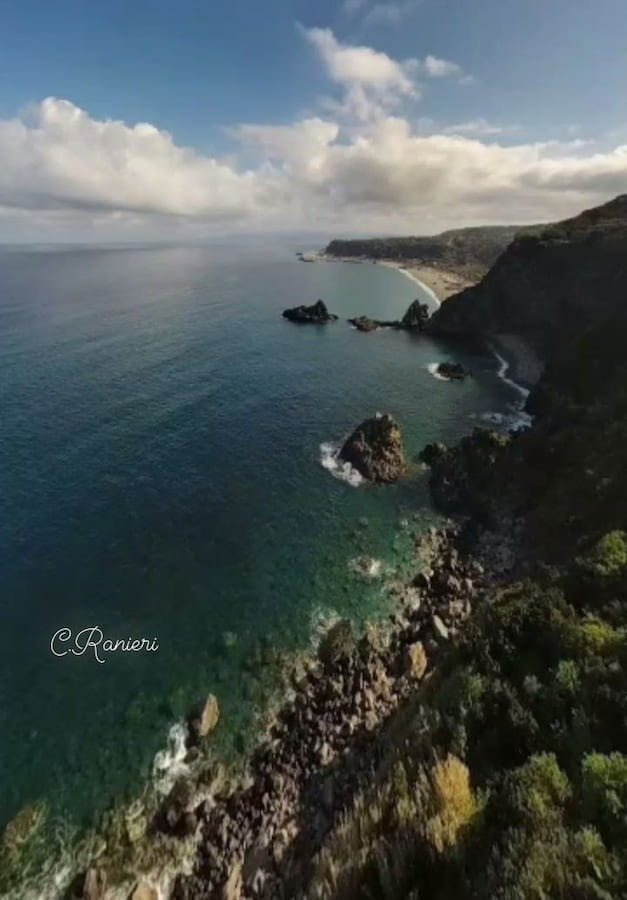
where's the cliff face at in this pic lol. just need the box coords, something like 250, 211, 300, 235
427, 195, 627, 359
325, 224, 542, 279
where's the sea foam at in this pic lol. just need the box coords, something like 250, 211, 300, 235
152, 721, 190, 795
427, 362, 450, 381
320, 441, 364, 486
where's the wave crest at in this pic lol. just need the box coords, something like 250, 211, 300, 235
320, 441, 364, 486
427, 362, 449, 381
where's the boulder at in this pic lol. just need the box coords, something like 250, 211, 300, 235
405, 642, 428, 679
282, 299, 338, 323
129, 883, 159, 900
339, 413, 406, 482
348, 316, 380, 332
432, 615, 450, 641
401, 299, 430, 331
191, 693, 220, 739
82, 868, 106, 900
222, 861, 243, 900
159, 777, 196, 836
436, 361, 469, 381
318, 619, 355, 672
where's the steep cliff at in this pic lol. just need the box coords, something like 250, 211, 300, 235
427, 195, 627, 359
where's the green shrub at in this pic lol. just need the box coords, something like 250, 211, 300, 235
582, 752, 627, 848
578, 531, 627, 580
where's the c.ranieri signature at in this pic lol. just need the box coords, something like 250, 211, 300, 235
51, 626, 159, 663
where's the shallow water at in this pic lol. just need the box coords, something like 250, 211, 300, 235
0, 243, 521, 829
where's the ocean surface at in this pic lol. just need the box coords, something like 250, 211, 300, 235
0, 242, 524, 833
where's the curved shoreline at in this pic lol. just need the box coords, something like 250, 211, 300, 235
378, 262, 441, 311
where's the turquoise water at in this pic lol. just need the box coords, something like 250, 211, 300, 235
0, 243, 519, 830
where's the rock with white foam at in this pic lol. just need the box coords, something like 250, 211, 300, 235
339, 413, 406, 483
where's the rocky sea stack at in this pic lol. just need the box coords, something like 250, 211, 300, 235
401, 299, 430, 331
348, 315, 381, 332
282, 299, 338, 323
436, 361, 468, 381
339, 412, 406, 482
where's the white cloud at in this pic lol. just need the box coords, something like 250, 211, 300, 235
361, 1, 421, 26
1, 29, 627, 238
0, 98, 279, 220
303, 27, 420, 122
421, 54, 462, 78
443, 118, 521, 136
304, 27, 417, 95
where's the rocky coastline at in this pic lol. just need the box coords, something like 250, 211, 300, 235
134, 196, 627, 897
166, 520, 500, 900
65, 423, 519, 900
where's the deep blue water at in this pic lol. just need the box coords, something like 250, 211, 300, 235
0, 243, 520, 829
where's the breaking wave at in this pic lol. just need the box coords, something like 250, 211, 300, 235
320, 441, 364, 486
427, 362, 449, 381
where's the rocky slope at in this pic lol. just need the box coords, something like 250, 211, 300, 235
426, 195, 627, 360
325, 224, 542, 280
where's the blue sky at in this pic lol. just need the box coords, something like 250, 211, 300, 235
0, 0, 626, 239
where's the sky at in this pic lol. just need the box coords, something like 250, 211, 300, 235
0, 0, 626, 241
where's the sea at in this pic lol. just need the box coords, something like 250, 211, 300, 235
0, 241, 526, 844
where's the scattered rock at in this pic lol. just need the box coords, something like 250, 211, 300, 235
191, 693, 220, 739
318, 620, 355, 672
339, 412, 406, 482
432, 615, 450, 641
436, 361, 469, 381
222, 861, 243, 900
82, 868, 106, 900
348, 315, 381, 332
159, 777, 196, 836
129, 882, 159, 900
282, 299, 338, 323
405, 642, 428, 679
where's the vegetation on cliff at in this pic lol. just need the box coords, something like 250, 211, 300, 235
304, 198, 627, 900
325, 224, 542, 280
427, 195, 627, 360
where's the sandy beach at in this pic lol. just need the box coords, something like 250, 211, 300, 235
315, 254, 476, 305
387, 262, 475, 303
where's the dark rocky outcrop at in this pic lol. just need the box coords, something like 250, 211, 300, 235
347, 300, 429, 333
427, 195, 627, 361
436, 362, 468, 381
172, 523, 486, 900
339, 413, 406, 483
282, 300, 338, 323
348, 316, 381, 332
418, 428, 511, 521
401, 300, 430, 331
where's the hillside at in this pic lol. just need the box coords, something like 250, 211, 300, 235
427, 195, 627, 359
300, 200, 627, 899
324, 224, 543, 280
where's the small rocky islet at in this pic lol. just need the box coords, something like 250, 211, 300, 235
282, 299, 338, 323
283, 298, 430, 333
435, 361, 469, 381
338, 412, 406, 483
